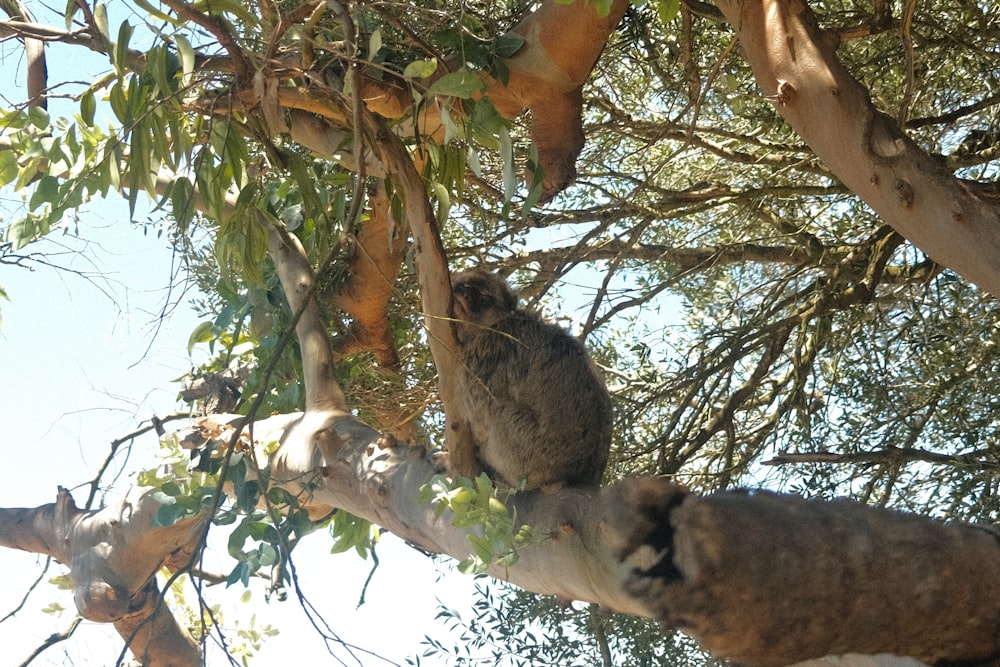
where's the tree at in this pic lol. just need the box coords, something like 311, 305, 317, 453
2, 0, 1000, 664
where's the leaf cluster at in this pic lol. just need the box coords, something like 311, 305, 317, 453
419, 474, 533, 574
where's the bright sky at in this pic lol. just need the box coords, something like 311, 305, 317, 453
0, 26, 484, 667
0, 199, 487, 666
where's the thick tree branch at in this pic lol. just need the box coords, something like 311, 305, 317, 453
268, 225, 348, 416
714, 0, 1000, 296
0, 487, 203, 666
612, 477, 1000, 666
0, 0, 46, 108
354, 105, 479, 472
171, 413, 1000, 667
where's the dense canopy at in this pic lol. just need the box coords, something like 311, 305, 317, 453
1, 0, 1000, 664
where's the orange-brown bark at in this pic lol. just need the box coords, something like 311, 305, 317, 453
330, 183, 414, 439
330, 185, 406, 369
360, 108, 478, 474
482, 0, 629, 197
355, 0, 630, 199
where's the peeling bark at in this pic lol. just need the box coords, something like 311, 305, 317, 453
714, 0, 1000, 296
480, 0, 630, 198
281, 0, 630, 200
329, 182, 413, 439
330, 182, 407, 373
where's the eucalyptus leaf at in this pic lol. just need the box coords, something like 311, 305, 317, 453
425, 71, 485, 99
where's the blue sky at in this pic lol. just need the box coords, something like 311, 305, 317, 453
0, 144, 487, 667
0, 22, 485, 666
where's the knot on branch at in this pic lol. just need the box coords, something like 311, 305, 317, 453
73, 577, 132, 623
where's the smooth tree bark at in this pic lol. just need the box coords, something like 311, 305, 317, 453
714, 0, 1000, 297
4, 0, 1000, 665
0, 488, 203, 665
8, 411, 1000, 665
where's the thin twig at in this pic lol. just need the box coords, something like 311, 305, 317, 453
1, 556, 50, 623
896, 0, 918, 127
16, 616, 83, 667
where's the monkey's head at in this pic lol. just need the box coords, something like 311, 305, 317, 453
451, 269, 518, 341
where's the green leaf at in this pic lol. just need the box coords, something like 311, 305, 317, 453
28, 175, 59, 210
189, 0, 257, 26
226, 562, 250, 587
656, 0, 680, 23
403, 58, 438, 81
187, 321, 216, 353
286, 509, 317, 540
266, 487, 297, 507
494, 34, 524, 59
431, 181, 450, 227
114, 21, 134, 74
93, 3, 110, 41
80, 89, 96, 126
175, 35, 195, 87
170, 177, 195, 233
147, 46, 170, 95
64, 0, 79, 29
258, 543, 278, 567
153, 500, 190, 527
368, 28, 382, 59
27, 106, 49, 130
426, 71, 484, 99
522, 145, 544, 214
108, 82, 128, 123
329, 512, 372, 557
131, 0, 179, 24
286, 152, 322, 222
468, 534, 492, 564
499, 126, 516, 201
0, 151, 18, 187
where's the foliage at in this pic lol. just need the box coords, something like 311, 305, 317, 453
418, 581, 715, 666
419, 474, 533, 574
137, 427, 372, 591
2, 0, 1000, 663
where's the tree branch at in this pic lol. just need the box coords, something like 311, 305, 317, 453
714, 0, 1000, 296
0, 487, 203, 666
0, 0, 46, 108
611, 477, 1000, 666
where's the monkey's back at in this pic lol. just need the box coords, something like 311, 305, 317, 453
457, 310, 612, 488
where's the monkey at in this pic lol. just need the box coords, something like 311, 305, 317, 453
450, 268, 613, 489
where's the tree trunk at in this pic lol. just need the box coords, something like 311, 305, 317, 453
714, 0, 1000, 297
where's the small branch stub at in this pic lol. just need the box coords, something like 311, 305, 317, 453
774, 79, 796, 104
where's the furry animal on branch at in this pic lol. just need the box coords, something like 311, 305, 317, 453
450, 269, 613, 489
